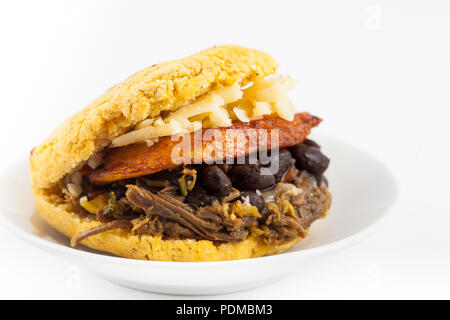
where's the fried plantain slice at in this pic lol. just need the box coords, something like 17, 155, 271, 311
89, 113, 321, 185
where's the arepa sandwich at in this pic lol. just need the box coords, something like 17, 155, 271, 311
30, 45, 332, 262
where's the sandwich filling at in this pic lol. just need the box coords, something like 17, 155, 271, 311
60, 76, 332, 247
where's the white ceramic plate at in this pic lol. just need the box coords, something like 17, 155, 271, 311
0, 135, 397, 295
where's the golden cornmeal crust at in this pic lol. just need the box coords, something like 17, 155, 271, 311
34, 187, 303, 262
30, 45, 278, 190
28, 45, 307, 262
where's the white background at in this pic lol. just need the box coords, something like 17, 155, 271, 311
0, 0, 449, 299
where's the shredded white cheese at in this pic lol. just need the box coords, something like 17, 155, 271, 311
110, 75, 297, 148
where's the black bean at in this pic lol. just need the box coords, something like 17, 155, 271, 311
200, 165, 232, 197
303, 139, 321, 149
268, 149, 294, 182
239, 191, 265, 213
185, 184, 218, 208
290, 144, 330, 175
229, 164, 276, 191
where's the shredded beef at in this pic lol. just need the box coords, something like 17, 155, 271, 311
164, 221, 200, 239
292, 171, 332, 229
126, 185, 249, 242
71, 142, 332, 246
270, 216, 306, 244
70, 220, 132, 247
